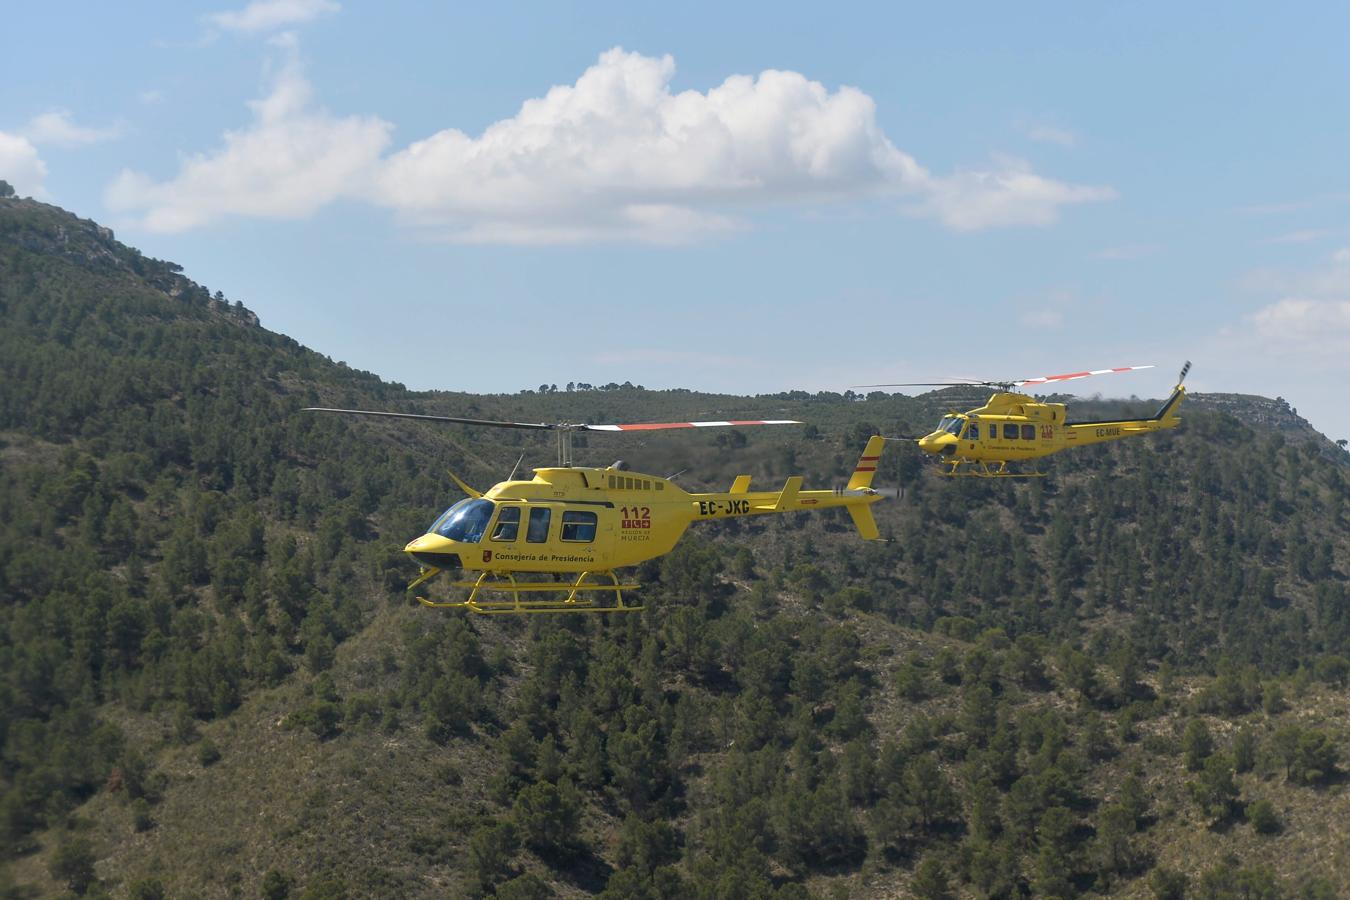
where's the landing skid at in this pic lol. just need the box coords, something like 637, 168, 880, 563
410, 568, 642, 614
940, 460, 1045, 478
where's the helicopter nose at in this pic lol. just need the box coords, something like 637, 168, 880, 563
404, 534, 463, 570
918, 434, 955, 456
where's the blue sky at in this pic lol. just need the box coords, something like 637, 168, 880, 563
4, 2, 1349, 442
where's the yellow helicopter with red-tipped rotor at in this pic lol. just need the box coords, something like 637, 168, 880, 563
860, 362, 1190, 477
307, 407, 892, 614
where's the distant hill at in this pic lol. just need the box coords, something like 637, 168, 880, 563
2, 196, 1348, 898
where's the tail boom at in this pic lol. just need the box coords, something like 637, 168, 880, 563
1063, 381, 1186, 448
693, 435, 890, 540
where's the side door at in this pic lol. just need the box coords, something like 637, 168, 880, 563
483, 502, 524, 566
559, 504, 612, 568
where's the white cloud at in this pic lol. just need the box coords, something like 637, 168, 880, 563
1093, 243, 1161, 260
372, 49, 932, 243
0, 132, 47, 196
1263, 228, 1332, 245
914, 156, 1115, 232
371, 49, 1112, 243
1026, 124, 1077, 147
1202, 248, 1350, 442
1018, 287, 1078, 329
208, 0, 338, 33
22, 110, 123, 147
1235, 251, 1350, 355
1020, 309, 1064, 328
1238, 192, 1350, 216
1248, 298, 1350, 347
139, 89, 165, 106
1239, 247, 1350, 298
105, 57, 390, 232
103, 47, 1113, 242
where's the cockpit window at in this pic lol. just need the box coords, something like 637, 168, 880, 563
938, 416, 966, 436
429, 498, 494, 543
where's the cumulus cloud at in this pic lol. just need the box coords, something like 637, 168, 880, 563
371, 50, 1113, 242
105, 56, 391, 232
1201, 249, 1350, 443
1215, 249, 1350, 364
914, 156, 1116, 232
1017, 287, 1080, 330
1026, 124, 1077, 147
1093, 243, 1161, 260
208, 0, 339, 33
22, 110, 123, 147
1249, 298, 1350, 346
371, 49, 930, 243
103, 47, 1112, 241
0, 132, 48, 196
1241, 251, 1350, 356
1263, 228, 1333, 245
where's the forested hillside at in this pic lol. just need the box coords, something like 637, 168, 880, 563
2, 195, 1349, 899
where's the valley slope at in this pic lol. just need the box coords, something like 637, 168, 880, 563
3, 196, 1350, 899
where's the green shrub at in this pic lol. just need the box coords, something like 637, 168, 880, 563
1247, 799, 1281, 834
131, 797, 154, 833
197, 737, 221, 766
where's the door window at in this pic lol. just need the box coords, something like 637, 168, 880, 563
491, 506, 520, 541
527, 507, 551, 543
561, 510, 598, 542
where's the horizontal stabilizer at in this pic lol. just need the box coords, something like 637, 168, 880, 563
730, 476, 752, 494
847, 504, 880, 540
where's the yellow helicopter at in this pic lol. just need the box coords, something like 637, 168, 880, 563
862, 362, 1190, 477
306, 407, 891, 613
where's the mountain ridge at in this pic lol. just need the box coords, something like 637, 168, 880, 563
3, 196, 1349, 899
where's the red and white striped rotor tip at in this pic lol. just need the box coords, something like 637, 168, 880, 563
586, 419, 801, 432
1013, 365, 1154, 387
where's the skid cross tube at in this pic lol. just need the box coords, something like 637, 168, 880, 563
940, 460, 1046, 478
414, 569, 642, 614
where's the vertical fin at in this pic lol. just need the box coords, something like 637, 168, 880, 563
846, 435, 886, 490
773, 476, 803, 511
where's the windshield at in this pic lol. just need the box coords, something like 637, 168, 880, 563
428, 498, 494, 543
937, 416, 966, 436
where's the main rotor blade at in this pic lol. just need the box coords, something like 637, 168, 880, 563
854, 366, 1156, 391
305, 408, 801, 433
583, 419, 801, 432
1012, 365, 1153, 387
304, 408, 554, 430
851, 381, 990, 388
